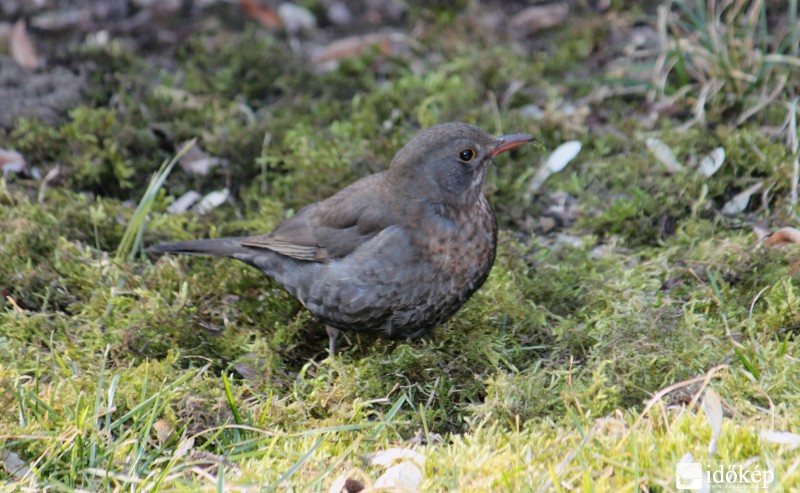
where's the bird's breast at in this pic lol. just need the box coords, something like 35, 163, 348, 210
421, 198, 497, 284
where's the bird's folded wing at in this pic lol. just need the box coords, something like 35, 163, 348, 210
240, 174, 393, 261
241, 203, 326, 260
241, 237, 323, 260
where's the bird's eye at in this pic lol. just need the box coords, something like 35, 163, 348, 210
459, 148, 476, 162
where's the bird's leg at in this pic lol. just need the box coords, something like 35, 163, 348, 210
325, 325, 340, 356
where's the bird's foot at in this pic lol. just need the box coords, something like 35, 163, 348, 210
325, 325, 340, 356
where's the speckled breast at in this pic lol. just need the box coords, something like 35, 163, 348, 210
406, 196, 498, 335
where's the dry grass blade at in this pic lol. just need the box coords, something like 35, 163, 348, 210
622, 364, 728, 447
658, 0, 800, 126
789, 98, 799, 213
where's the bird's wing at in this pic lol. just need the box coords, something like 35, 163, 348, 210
240, 173, 395, 261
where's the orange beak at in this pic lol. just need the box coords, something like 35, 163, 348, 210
490, 133, 535, 156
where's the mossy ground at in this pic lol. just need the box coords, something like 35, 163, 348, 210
1, 1, 800, 491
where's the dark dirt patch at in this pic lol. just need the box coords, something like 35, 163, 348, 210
0, 56, 87, 128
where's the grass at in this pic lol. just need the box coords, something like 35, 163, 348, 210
1, 0, 800, 491
655, 0, 800, 127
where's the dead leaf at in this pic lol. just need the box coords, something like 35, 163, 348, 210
721, 182, 763, 215
527, 141, 581, 195
0, 148, 26, 179
239, 0, 282, 28
167, 190, 203, 214
373, 462, 423, 491
328, 473, 365, 493
325, 2, 353, 25
174, 437, 195, 458
697, 147, 725, 177
646, 137, 683, 173
702, 389, 723, 454
510, 4, 569, 33
1, 448, 31, 481
539, 216, 557, 233
763, 227, 800, 246
760, 431, 800, 448
178, 142, 223, 176
278, 3, 316, 33
185, 156, 223, 175
312, 32, 410, 65
371, 448, 426, 469
193, 189, 230, 214
153, 419, 175, 444
10, 20, 41, 70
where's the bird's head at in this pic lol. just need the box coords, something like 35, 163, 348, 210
388, 122, 533, 206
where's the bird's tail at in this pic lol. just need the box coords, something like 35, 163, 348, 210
147, 237, 252, 258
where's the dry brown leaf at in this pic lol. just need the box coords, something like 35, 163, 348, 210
0, 148, 26, 178
763, 227, 800, 246
312, 32, 409, 65
239, 0, 282, 28
10, 20, 41, 70
153, 419, 175, 444
510, 4, 569, 33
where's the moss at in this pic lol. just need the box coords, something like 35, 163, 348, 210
7, 108, 161, 197
2, 3, 800, 489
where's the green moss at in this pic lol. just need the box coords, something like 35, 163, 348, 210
2, 4, 800, 489
8, 108, 161, 197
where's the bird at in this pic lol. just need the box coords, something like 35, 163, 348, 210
148, 122, 533, 355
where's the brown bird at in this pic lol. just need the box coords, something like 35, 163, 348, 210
148, 122, 533, 354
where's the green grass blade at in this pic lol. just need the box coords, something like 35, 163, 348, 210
266, 437, 324, 492
116, 139, 196, 263
109, 364, 209, 430
222, 372, 242, 426
370, 393, 406, 439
